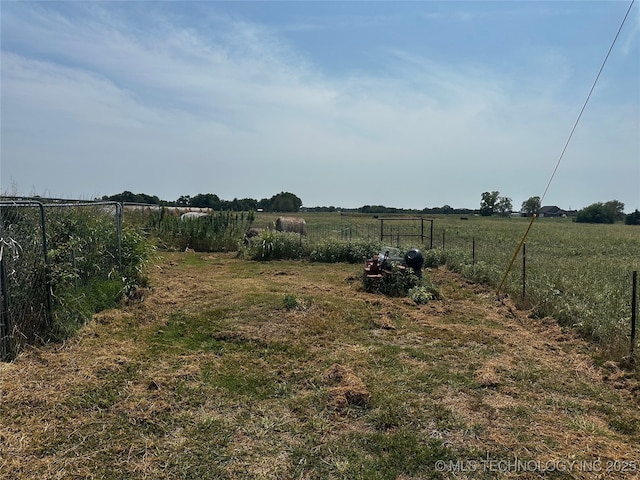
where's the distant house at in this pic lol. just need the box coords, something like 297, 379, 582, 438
538, 206, 577, 218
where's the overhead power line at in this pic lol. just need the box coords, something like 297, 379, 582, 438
497, 0, 636, 296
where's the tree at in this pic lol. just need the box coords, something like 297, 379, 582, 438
176, 195, 191, 206
190, 193, 221, 209
479, 191, 500, 216
521, 196, 541, 217
103, 191, 162, 204
576, 200, 625, 224
441, 205, 454, 214
268, 192, 302, 212
626, 209, 640, 225
603, 200, 625, 223
496, 197, 513, 216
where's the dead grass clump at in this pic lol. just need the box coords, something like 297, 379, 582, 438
324, 363, 371, 410
474, 357, 511, 388
372, 313, 396, 330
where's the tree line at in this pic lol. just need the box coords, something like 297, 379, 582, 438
483, 191, 639, 225
102, 191, 302, 213
102, 190, 639, 224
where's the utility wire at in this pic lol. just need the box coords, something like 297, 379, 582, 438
497, 0, 636, 296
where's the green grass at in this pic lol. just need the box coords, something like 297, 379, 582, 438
3, 252, 640, 479
245, 213, 640, 363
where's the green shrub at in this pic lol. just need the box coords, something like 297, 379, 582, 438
422, 248, 447, 268
626, 209, 640, 226
150, 210, 254, 252
409, 276, 441, 304
239, 230, 305, 261
309, 239, 381, 263
46, 212, 155, 342
283, 293, 299, 310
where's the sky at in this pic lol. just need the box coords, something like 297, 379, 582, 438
1, 1, 639, 211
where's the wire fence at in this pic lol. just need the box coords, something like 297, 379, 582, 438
430, 223, 640, 362
0, 200, 122, 360
2, 206, 638, 364
0, 201, 50, 361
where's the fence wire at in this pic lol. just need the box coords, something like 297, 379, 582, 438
2, 207, 638, 364
0, 200, 122, 360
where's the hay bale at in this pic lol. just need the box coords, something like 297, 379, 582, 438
180, 211, 209, 221
275, 216, 307, 236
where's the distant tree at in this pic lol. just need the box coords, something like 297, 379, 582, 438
190, 193, 221, 209
625, 209, 640, 226
268, 192, 302, 212
236, 197, 258, 211
496, 197, 513, 216
441, 205, 454, 214
480, 191, 500, 216
103, 191, 162, 204
521, 196, 541, 217
603, 200, 625, 222
176, 195, 191, 206
359, 205, 403, 214
257, 198, 270, 211
576, 200, 625, 224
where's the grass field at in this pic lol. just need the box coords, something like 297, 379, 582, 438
248, 212, 640, 363
2, 251, 640, 479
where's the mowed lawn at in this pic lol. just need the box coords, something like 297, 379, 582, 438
2, 251, 640, 479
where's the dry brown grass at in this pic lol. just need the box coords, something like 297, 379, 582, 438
2, 252, 640, 479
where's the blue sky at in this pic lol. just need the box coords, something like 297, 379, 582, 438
1, 1, 639, 211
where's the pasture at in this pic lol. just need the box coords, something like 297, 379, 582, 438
2, 251, 640, 479
249, 212, 640, 363
133, 209, 639, 363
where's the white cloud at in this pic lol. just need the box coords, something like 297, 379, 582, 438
1, 2, 638, 209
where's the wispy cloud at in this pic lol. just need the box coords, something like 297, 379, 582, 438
1, 2, 637, 209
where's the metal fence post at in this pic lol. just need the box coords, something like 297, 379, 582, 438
38, 202, 53, 328
631, 271, 637, 364
116, 202, 123, 269
0, 220, 11, 361
472, 237, 476, 266
430, 220, 434, 250
522, 243, 527, 301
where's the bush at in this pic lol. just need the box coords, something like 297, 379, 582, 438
239, 230, 305, 261
576, 200, 625, 224
1, 205, 155, 355
409, 283, 441, 304
48, 212, 155, 341
422, 249, 448, 268
309, 239, 381, 263
152, 211, 253, 252
626, 210, 640, 226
